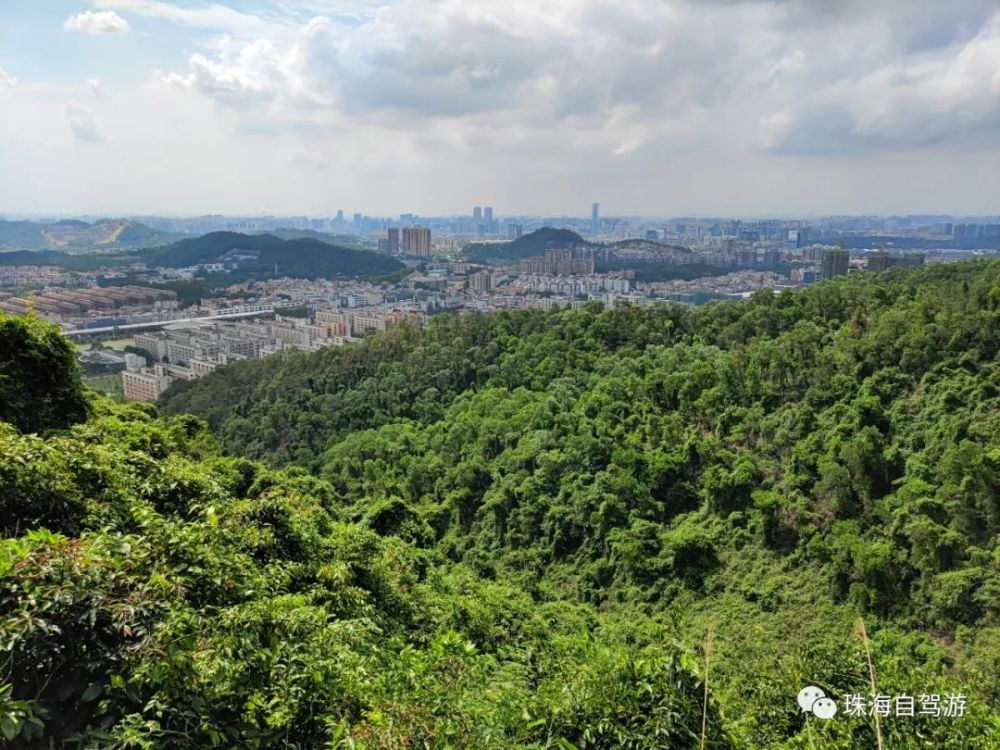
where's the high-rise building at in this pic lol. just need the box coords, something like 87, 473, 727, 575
473, 207, 483, 222
591, 202, 600, 234
868, 252, 893, 272
518, 248, 595, 275
401, 226, 431, 257
507, 223, 523, 240
821, 249, 849, 279
869, 252, 925, 271
387, 227, 400, 255
468, 271, 493, 293
484, 207, 493, 224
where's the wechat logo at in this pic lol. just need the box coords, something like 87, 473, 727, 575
798, 686, 838, 720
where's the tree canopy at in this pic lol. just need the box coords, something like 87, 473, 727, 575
4, 261, 1000, 746
0, 312, 90, 434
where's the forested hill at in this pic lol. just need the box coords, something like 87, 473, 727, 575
161, 260, 1000, 745
143, 231, 405, 278
464, 227, 587, 262
4, 261, 1000, 746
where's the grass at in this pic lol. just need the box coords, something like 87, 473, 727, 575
84, 373, 124, 400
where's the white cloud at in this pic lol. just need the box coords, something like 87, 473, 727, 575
763, 11, 1000, 154
63, 10, 130, 35
65, 101, 107, 143
0, 69, 17, 90
157, 0, 754, 156
768, 50, 806, 81
91, 0, 270, 34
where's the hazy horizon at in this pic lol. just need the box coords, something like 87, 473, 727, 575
3, 211, 999, 225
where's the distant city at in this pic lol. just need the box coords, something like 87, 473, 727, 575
1, 206, 998, 403
12, 207, 997, 246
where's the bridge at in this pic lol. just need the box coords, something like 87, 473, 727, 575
63, 305, 275, 338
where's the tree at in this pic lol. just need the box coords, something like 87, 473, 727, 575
0, 313, 89, 433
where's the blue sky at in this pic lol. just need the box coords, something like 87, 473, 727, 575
1, 1, 999, 218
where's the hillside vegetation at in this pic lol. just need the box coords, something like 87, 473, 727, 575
0, 313, 720, 748
0, 230, 404, 282
4, 261, 1000, 747
164, 260, 1000, 747
144, 231, 405, 279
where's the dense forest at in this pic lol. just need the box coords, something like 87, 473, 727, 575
4, 261, 1000, 746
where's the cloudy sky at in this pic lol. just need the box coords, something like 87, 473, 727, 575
1, 0, 999, 218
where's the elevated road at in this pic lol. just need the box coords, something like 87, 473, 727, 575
63, 305, 275, 338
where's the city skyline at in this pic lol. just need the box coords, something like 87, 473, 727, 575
2, 1, 1000, 217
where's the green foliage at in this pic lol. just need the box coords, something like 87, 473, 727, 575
5, 260, 1000, 746
0, 312, 90, 433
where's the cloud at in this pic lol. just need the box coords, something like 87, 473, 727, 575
157, 1, 753, 147
143, 1, 1000, 167
91, 0, 270, 34
63, 10, 130, 35
6, 0, 1000, 216
65, 101, 107, 143
762, 11, 1000, 154
0, 69, 16, 90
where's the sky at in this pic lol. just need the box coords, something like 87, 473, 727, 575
1, 0, 999, 218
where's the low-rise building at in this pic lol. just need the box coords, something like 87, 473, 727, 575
122, 364, 174, 403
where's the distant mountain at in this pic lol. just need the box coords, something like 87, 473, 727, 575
0, 219, 179, 251
465, 227, 588, 262
146, 231, 404, 279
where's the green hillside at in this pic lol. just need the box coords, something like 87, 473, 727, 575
0, 231, 404, 281
465, 227, 587, 262
145, 231, 404, 279
0, 313, 720, 748
5, 261, 1000, 747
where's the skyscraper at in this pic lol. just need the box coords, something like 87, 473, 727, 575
821, 249, 849, 279
473, 207, 483, 222
387, 227, 400, 255
484, 207, 493, 224
401, 227, 431, 257
591, 202, 600, 234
